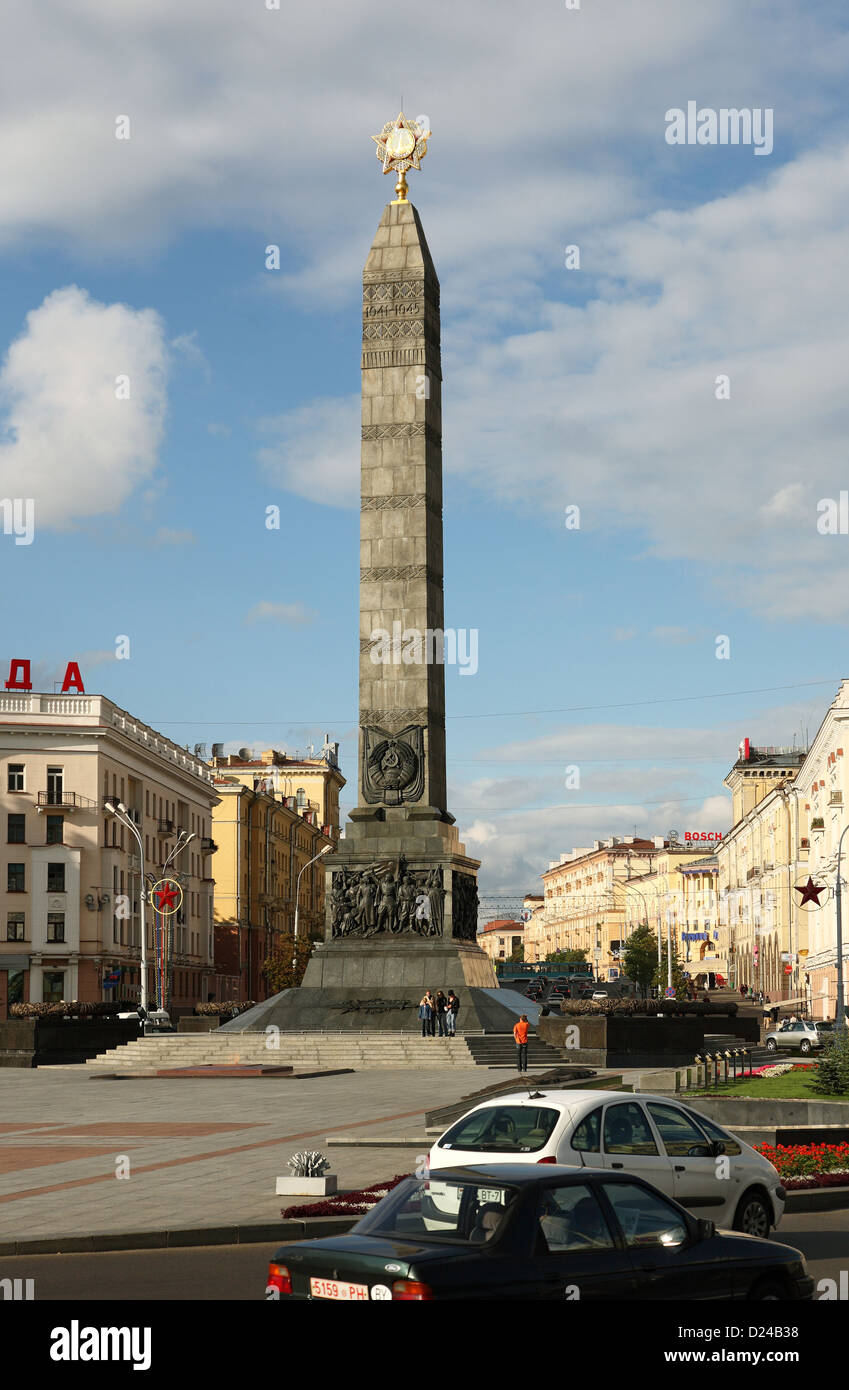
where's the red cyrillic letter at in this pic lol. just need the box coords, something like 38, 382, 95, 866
5, 659, 32, 690
60, 661, 85, 694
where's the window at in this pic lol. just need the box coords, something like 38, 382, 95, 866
46, 815, 64, 845
6, 913, 25, 941
682, 1107, 741, 1157
354, 1176, 519, 1246
47, 863, 66, 893
42, 971, 65, 1004
7, 969, 24, 1006
47, 913, 65, 943
602, 1102, 659, 1156
46, 767, 64, 806
603, 1182, 688, 1249
647, 1103, 711, 1158
571, 1107, 602, 1154
438, 1105, 560, 1154
7, 814, 25, 844
537, 1184, 615, 1252
7, 764, 24, 792
7, 863, 25, 893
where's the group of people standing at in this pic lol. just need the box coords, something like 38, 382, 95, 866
418, 989, 459, 1037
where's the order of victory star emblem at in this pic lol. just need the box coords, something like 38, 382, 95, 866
371, 112, 430, 201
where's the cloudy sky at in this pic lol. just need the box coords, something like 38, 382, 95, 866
0, 0, 847, 899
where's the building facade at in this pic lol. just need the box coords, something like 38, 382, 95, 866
0, 691, 219, 1019
715, 741, 808, 1002
622, 846, 725, 981
526, 837, 664, 977
477, 918, 524, 964
210, 744, 344, 1002
787, 681, 849, 1019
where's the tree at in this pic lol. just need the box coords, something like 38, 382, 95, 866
262, 934, 316, 993
811, 1031, 849, 1096
654, 941, 689, 1000
508, 943, 525, 963
545, 948, 588, 964
621, 923, 657, 998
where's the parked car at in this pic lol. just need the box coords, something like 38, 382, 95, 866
764, 1020, 823, 1055
266, 1166, 811, 1301
427, 1089, 785, 1237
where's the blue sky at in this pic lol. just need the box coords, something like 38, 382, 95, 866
0, 0, 848, 894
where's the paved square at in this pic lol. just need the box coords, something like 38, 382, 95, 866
0, 1066, 501, 1244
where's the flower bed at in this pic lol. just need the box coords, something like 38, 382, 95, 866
755, 1141, 849, 1189
281, 1174, 408, 1219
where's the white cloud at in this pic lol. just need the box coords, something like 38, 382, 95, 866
245, 600, 315, 626
0, 286, 168, 528
257, 396, 359, 508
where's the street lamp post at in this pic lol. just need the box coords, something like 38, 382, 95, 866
834, 823, 849, 1031
105, 802, 195, 1018
293, 844, 333, 973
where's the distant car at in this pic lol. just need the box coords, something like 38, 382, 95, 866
266, 1166, 811, 1301
428, 1089, 785, 1237
764, 1020, 823, 1055
592, 991, 609, 1001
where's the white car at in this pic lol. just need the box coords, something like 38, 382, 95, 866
427, 1089, 785, 1238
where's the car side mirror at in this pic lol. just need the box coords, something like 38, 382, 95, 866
708, 1140, 725, 1157
696, 1218, 716, 1241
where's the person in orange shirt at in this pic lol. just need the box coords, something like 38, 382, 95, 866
513, 1014, 529, 1072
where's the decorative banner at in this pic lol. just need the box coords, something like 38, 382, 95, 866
793, 876, 831, 910
150, 878, 183, 915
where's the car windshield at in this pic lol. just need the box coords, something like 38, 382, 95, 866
354, 1177, 520, 1245
438, 1105, 561, 1153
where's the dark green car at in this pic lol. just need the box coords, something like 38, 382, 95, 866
266, 1164, 814, 1302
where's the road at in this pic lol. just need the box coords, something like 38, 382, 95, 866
1, 1209, 846, 1300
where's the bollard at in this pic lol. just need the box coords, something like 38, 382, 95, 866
714, 1052, 723, 1088
723, 1050, 731, 1085
694, 1054, 703, 1089
731, 1048, 739, 1081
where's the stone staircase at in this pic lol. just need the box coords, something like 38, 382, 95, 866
83, 1031, 483, 1072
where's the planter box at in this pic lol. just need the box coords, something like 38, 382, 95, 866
0, 1018, 142, 1067
276, 1175, 338, 1197
538, 1013, 706, 1067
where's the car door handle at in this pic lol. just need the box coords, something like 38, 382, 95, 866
611, 1162, 624, 1170
674, 1165, 686, 1172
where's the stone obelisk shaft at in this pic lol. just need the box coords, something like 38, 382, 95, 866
357, 199, 447, 818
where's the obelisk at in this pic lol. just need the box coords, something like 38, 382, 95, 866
224, 116, 528, 1035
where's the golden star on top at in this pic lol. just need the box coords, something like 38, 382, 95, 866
371, 111, 430, 202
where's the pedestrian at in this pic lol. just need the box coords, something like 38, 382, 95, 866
739, 982, 747, 999
418, 992, 433, 1038
513, 1013, 529, 1072
424, 988, 437, 1035
445, 990, 459, 1035
434, 989, 447, 1037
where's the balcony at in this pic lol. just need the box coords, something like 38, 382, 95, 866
811, 818, 825, 832
157, 819, 175, 835
830, 791, 843, 806
200, 837, 218, 854
37, 791, 96, 811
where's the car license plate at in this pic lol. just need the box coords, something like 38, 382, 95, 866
477, 1188, 504, 1204
309, 1277, 369, 1301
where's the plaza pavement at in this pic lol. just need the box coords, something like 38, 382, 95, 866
0, 1065, 511, 1251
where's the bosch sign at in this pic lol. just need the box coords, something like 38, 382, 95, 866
684, 832, 723, 842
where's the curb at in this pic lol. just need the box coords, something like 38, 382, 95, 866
0, 1215, 359, 1258
2, 1186, 846, 1258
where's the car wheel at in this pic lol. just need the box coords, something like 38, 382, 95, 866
800, 1040, 811, 1055
734, 1190, 771, 1239
748, 1278, 788, 1301
766, 1039, 777, 1052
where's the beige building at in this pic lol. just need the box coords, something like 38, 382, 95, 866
716, 741, 808, 1001
787, 680, 849, 1019
527, 837, 665, 977
477, 918, 524, 964
209, 744, 345, 1001
622, 845, 725, 979
0, 691, 219, 1018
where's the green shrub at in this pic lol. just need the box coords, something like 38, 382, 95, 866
811, 1030, 849, 1096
